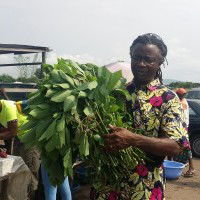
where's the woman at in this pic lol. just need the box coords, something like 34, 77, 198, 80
173, 88, 195, 177
90, 33, 190, 200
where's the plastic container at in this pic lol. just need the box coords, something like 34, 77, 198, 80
163, 160, 185, 180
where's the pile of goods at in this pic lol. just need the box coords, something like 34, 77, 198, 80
21, 59, 146, 188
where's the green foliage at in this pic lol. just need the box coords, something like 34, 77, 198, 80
0, 74, 15, 83
16, 76, 39, 83
168, 81, 200, 89
0, 74, 39, 84
21, 59, 146, 188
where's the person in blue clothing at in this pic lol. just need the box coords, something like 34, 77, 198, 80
41, 165, 72, 200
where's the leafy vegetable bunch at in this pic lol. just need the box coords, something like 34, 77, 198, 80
21, 59, 146, 188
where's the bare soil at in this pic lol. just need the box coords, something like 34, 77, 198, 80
165, 157, 200, 200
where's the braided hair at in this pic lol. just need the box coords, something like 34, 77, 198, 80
130, 33, 168, 84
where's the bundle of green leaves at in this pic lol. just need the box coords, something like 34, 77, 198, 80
20, 59, 146, 188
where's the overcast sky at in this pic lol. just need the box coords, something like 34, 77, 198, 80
0, 0, 200, 82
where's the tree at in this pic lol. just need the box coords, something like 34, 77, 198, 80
169, 81, 200, 89
34, 68, 43, 79
14, 54, 40, 79
0, 74, 16, 83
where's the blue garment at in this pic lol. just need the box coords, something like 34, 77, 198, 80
41, 165, 72, 200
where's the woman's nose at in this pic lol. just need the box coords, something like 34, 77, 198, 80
138, 59, 146, 67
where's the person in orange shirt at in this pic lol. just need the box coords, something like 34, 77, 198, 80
174, 88, 195, 177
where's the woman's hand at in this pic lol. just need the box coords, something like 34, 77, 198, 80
103, 125, 138, 152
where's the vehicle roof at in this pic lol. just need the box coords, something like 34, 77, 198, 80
188, 88, 200, 91
187, 99, 200, 103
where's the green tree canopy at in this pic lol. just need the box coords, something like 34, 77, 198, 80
0, 74, 16, 83
168, 81, 200, 89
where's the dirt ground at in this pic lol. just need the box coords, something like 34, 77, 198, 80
74, 158, 200, 200
165, 157, 200, 200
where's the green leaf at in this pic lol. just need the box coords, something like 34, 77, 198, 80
115, 89, 132, 101
35, 119, 52, 139
107, 70, 122, 91
50, 69, 62, 83
20, 120, 37, 131
99, 86, 109, 96
20, 127, 36, 148
79, 133, 89, 156
53, 113, 62, 119
39, 120, 57, 141
58, 70, 75, 86
69, 60, 85, 75
56, 115, 65, 132
45, 135, 57, 152
51, 90, 72, 102
56, 115, 66, 147
63, 95, 76, 112
78, 91, 87, 98
83, 106, 94, 117
110, 104, 119, 112
58, 130, 65, 148
55, 58, 77, 77
42, 64, 54, 73
29, 108, 51, 119
74, 79, 80, 87
77, 81, 98, 91
28, 92, 44, 105
88, 81, 98, 90
65, 127, 71, 147
55, 83, 70, 89
37, 104, 50, 110
63, 148, 73, 177
98, 67, 111, 86
45, 89, 58, 98
43, 84, 51, 89
131, 191, 145, 200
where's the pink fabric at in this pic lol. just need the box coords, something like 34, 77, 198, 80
136, 164, 148, 177
148, 86, 157, 91
150, 187, 162, 200
108, 191, 120, 200
150, 96, 163, 107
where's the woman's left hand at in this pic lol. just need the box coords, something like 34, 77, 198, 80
103, 125, 137, 152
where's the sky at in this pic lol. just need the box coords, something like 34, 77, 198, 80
0, 0, 200, 82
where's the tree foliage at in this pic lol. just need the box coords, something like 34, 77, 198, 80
0, 74, 16, 83
168, 81, 200, 89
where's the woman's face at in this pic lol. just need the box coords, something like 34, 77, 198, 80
130, 43, 163, 83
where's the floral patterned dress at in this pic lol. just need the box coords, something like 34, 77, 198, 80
90, 79, 190, 200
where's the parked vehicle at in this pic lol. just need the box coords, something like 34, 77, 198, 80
186, 88, 200, 100
187, 99, 200, 157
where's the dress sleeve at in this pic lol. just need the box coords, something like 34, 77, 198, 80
160, 95, 190, 151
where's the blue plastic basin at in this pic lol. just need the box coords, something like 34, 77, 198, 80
163, 160, 185, 180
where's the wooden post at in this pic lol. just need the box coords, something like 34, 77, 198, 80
42, 52, 46, 64
41, 52, 46, 75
